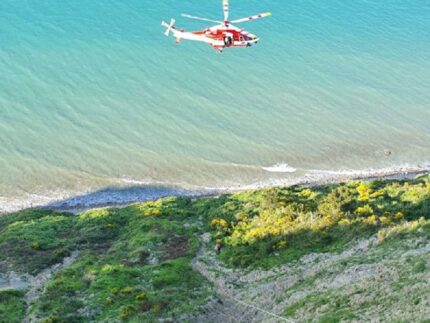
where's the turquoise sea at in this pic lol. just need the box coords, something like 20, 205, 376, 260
1, 0, 430, 212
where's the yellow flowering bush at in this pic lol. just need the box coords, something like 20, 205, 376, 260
355, 204, 373, 216
357, 183, 370, 201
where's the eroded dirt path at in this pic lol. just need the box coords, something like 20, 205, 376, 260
191, 234, 293, 322
23, 250, 80, 323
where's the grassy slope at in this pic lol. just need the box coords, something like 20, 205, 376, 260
0, 289, 26, 323
0, 175, 429, 322
281, 218, 430, 322
0, 198, 212, 322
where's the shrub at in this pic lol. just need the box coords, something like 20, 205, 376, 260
119, 305, 136, 321
355, 205, 373, 217
31, 241, 41, 250
414, 260, 426, 273
120, 287, 133, 294
357, 183, 370, 201
135, 293, 146, 301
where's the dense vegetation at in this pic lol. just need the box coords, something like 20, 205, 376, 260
0, 175, 429, 322
0, 198, 211, 322
0, 289, 26, 323
208, 175, 430, 268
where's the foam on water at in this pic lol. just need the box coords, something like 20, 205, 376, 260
0, 0, 429, 213
262, 163, 297, 173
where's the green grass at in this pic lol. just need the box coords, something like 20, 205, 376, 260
0, 210, 75, 274
0, 201, 211, 322
0, 175, 429, 321
281, 217, 430, 322
0, 289, 26, 323
282, 290, 356, 320
28, 203, 211, 322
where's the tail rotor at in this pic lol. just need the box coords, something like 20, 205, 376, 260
161, 18, 176, 36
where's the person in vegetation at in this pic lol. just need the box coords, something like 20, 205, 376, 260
214, 239, 223, 254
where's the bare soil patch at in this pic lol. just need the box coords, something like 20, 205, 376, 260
161, 236, 188, 260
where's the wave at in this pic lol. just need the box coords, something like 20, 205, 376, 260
262, 163, 297, 173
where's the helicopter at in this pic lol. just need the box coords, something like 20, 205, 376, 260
161, 0, 271, 53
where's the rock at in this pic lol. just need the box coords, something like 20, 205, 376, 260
201, 233, 211, 243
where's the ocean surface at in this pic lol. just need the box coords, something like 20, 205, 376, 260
1, 0, 430, 212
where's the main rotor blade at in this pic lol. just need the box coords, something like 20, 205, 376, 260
223, 0, 229, 21
230, 12, 272, 24
181, 13, 221, 24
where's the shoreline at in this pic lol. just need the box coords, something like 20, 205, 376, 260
8, 165, 427, 215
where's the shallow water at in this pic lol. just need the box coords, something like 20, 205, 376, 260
1, 0, 430, 212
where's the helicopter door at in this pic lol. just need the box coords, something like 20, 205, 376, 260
223, 33, 233, 47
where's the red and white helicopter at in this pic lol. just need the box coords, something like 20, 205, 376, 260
161, 0, 271, 53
